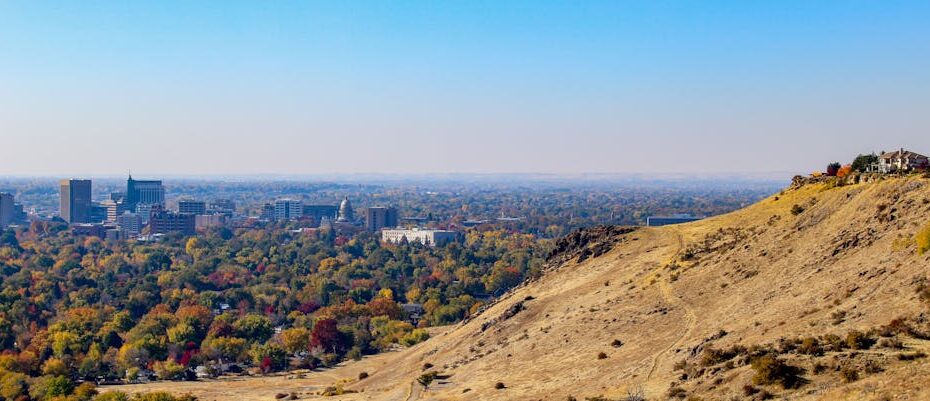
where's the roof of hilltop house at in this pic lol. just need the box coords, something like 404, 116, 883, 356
880, 149, 928, 160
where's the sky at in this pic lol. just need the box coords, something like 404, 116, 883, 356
1, 1, 929, 176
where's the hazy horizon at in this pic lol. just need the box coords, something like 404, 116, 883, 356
3, 1, 930, 176
0, 171, 795, 183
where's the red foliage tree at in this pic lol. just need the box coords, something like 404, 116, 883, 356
309, 318, 346, 353
297, 301, 320, 314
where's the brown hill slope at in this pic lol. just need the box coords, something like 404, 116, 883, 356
105, 177, 930, 401
346, 177, 930, 401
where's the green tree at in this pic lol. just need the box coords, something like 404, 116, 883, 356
233, 315, 274, 343
401, 329, 430, 346
249, 343, 287, 372
167, 323, 197, 345
153, 360, 186, 380
201, 337, 248, 362
851, 153, 879, 172
417, 372, 437, 389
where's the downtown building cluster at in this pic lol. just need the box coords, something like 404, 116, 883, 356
58, 175, 233, 240
46, 175, 461, 247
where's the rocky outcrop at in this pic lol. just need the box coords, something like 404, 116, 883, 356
547, 225, 636, 264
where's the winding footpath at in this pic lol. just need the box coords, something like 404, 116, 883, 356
646, 230, 696, 382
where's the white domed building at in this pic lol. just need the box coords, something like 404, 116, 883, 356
337, 196, 354, 222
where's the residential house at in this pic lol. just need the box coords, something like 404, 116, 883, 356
879, 148, 929, 173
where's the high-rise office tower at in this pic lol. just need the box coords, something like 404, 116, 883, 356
126, 175, 165, 210
366, 206, 398, 231
60, 179, 92, 224
0, 193, 14, 228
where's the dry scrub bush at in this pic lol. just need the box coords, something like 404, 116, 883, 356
700, 346, 745, 366
840, 367, 859, 383
751, 355, 805, 389
917, 223, 930, 255
846, 330, 875, 350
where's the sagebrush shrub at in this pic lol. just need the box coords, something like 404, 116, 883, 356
917, 223, 930, 255
840, 367, 859, 383
846, 330, 875, 350
751, 355, 805, 389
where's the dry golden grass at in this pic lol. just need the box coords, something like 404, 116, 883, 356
110, 177, 930, 401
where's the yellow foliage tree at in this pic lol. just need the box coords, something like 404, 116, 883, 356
377, 288, 394, 300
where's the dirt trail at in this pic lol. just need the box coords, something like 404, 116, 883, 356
646, 231, 695, 382
404, 381, 418, 401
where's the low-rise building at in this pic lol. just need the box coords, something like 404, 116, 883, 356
71, 223, 107, 238
149, 206, 195, 235
646, 214, 702, 227
259, 203, 275, 220
105, 228, 122, 241
178, 200, 207, 215
116, 212, 143, 238
274, 199, 303, 220
210, 199, 236, 216
381, 228, 460, 247
303, 204, 338, 226
90, 203, 109, 223
136, 203, 156, 225
195, 214, 225, 231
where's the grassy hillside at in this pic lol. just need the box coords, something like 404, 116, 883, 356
346, 176, 930, 401
105, 176, 930, 401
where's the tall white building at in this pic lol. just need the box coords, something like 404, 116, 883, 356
274, 199, 303, 221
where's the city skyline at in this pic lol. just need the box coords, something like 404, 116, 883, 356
2, 1, 930, 175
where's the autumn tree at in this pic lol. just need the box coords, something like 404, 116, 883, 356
310, 318, 349, 354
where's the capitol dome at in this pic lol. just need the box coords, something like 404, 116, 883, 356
338, 196, 354, 222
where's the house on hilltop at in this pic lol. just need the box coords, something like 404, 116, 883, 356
878, 148, 929, 173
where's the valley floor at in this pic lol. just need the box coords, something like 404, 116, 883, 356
99, 349, 406, 401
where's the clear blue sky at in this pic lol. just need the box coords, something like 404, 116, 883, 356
1, 1, 929, 176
